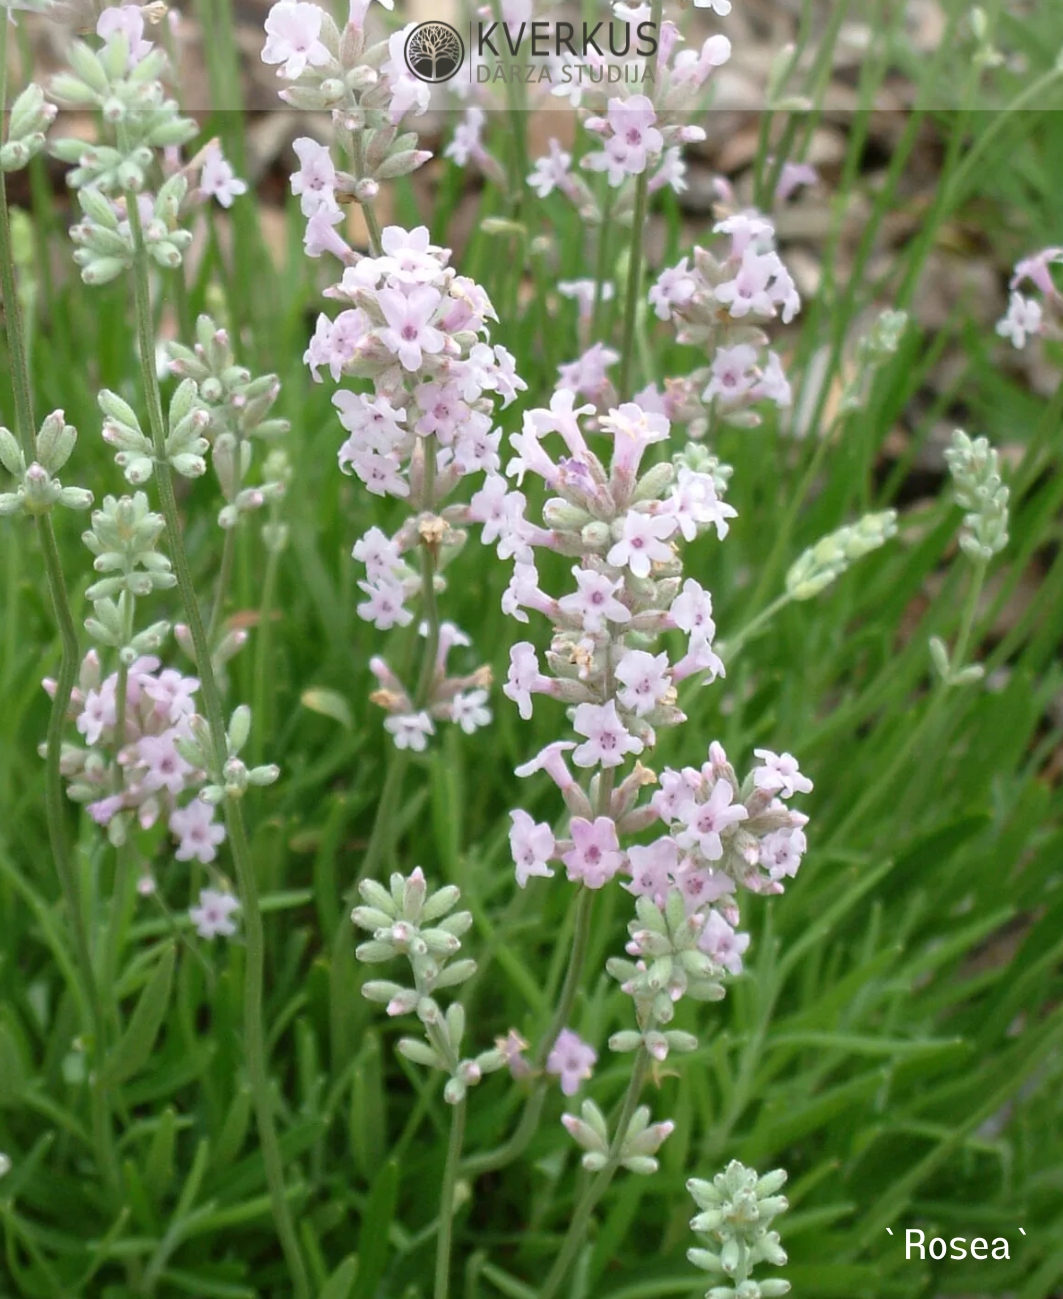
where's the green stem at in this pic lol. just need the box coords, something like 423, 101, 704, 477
537, 1045, 652, 1299
250, 540, 281, 769
350, 133, 383, 257
1, 16, 116, 1195
617, 0, 663, 401
461, 886, 595, 1178
489, 0, 528, 217
590, 189, 614, 342
207, 523, 237, 646
949, 558, 987, 677
413, 450, 440, 711
434, 1098, 467, 1299
122, 189, 311, 1299
722, 593, 793, 663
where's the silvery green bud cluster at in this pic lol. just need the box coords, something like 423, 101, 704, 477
562, 1100, 675, 1176
1, 84, 57, 172
674, 442, 735, 496
70, 178, 192, 285
840, 309, 908, 414
83, 588, 170, 659
270, 15, 431, 185
168, 316, 291, 527
687, 1162, 790, 1297
353, 869, 505, 1104
785, 509, 898, 600
607, 889, 726, 1032
168, 316, 290, 443
929, 635, 985, 689
179, 705, 280, 803
82, 492, 175, 600
99, 380, 209, 483
0, 413, 93, 518
49, 35, 197, 184
945, 429, 1009, 563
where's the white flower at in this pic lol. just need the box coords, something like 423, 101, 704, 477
385, 711, 434, 751
451, 689, 492, 734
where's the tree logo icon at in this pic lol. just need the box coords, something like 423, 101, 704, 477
404, 21, 465, 83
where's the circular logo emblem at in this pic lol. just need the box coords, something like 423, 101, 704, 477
404, 20, 465, 83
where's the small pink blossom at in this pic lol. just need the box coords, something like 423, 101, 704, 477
607, 511, 676, 578
615, 649, 671, 717
200, 145, 247, 209
528, 139, 574, 198
649, 259, 696, 321
676, 780, 748, 861
510, 809, 556, 887
753, 748, 813, 798
698, 910, 750, 975
262, 2, 331, 80
377, 286, 445, 371
547, 1028, 597, 1096
170, 800, 226, 864
290, 137, 339, 216
572, 700, 643, 770
515, 741, 578, 791
625, 836, 678, 900
562, 816, 625, 888
558, 566, 631, 633
97, 5, 154, 65
189, 888, 240, 940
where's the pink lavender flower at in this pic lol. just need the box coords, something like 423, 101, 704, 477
547, 1028, 597, 1096
189, 888, 240, 940
626, 837, 678, 900
376, 286, 445, 371
649, 259, 696, 321
137, 733, 194, 796
759, 827, 806, 881
504, 642, 554, 720
557, 343, 619, 400
698, 910, 750, 975
676, 779, 748, 861
304, 208, 352, 263
704, 344, 759, 404
615, 649, 671, 716
558, 567, 632, 633
200, 144, 248, 209
515, 741, 578, 794
97, 5, 154, 65
774, 160, 818, 203
585, 96, 664, 186
357, 578, 412, 629
170, 800, 226, 864
528, 139, 574, 198
444, 107, 487, 168
607, 511, 677, 578
290, 137, 339, 216
1010, 247, 1063, 296
262, 2, 331, 80
753, 749, 813, 798
562, 816, 625, 888
572, 700, 644, 769
509, 809, 556, 887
